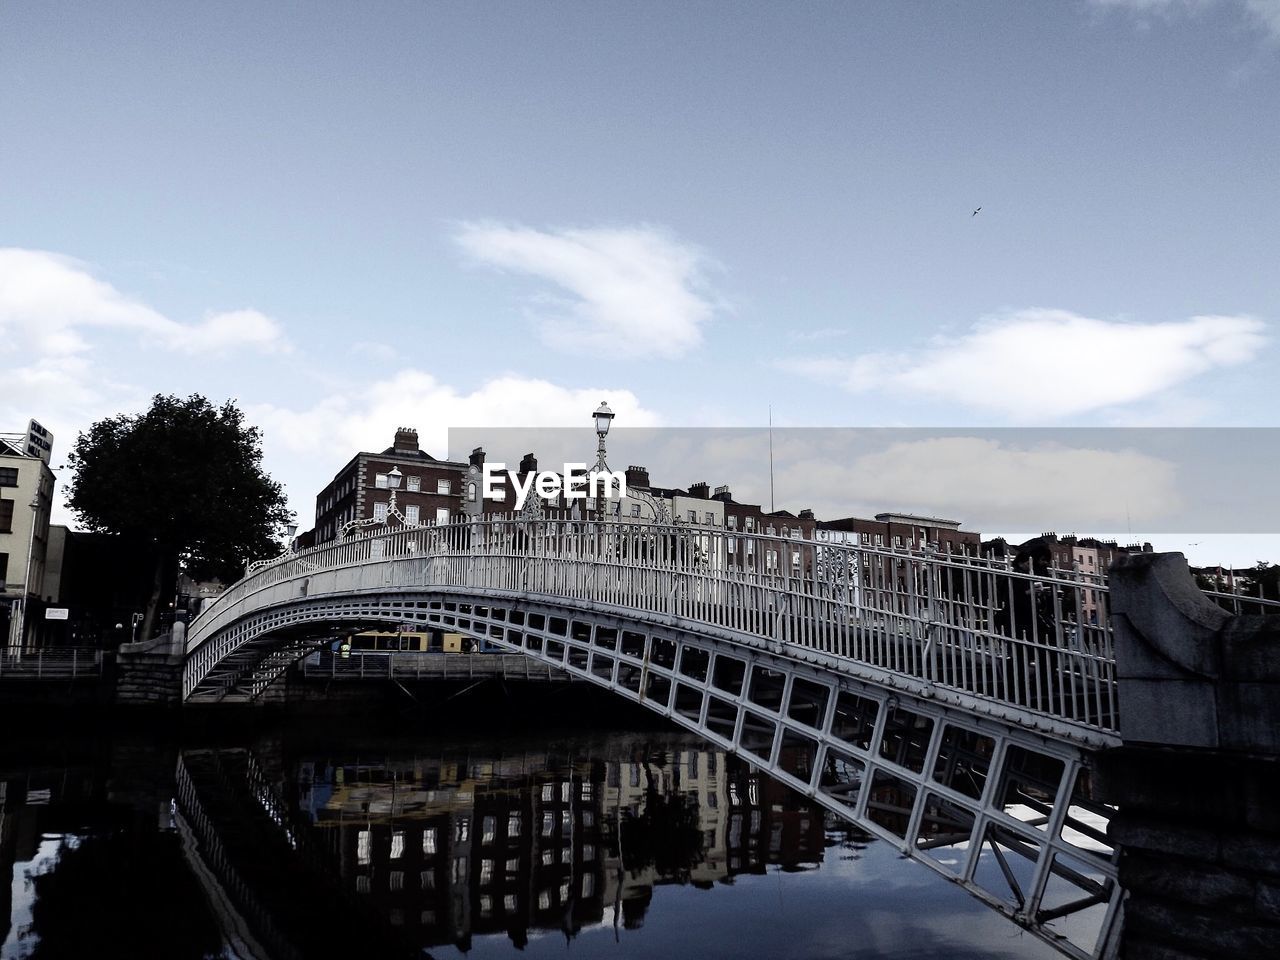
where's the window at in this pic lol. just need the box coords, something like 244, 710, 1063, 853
0, 553, 7, 584
389, 871, 404, 890
482, 816, 496, 843
630, 504, 641, 517
357, 830, 371, 865
436, 508, 450, 524
861, 532, 871, 544
467, 482, 477, 502
390, 830, 405, 859
507, 813, 521, 837
705, 511, 715, 524
455, 818, 470, 842
874, 535, 884, 547
406, 476, 420, 491
437, 478, 451, 495
373, 502, 389, 522
375, 472, 389, 489
728, 516, 738, 529
405, 505, 420, 524
0, 499, 12, 533
0, 467, 17, 487
727, 537, 737, 550
688, 510, 697, 522
745, 517, 755, 531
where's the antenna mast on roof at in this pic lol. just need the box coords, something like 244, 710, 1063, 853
768, 406, 775, 513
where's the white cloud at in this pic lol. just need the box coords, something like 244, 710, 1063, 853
0, 248, 289, 358
786, 309, 1267, 419
170, 309, 287, 355
250, 370, 661, 525
456, 222, 717, 357
1089, 0, 1280, 39
773, 437, 1182, 529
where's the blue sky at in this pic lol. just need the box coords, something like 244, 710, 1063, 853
2, 1, 1278, 564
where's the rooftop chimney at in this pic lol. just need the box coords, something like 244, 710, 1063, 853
625, 465, 650, 489
712, 484, 732, 501
519, 452, 538, 474
799, 508, 815, 521
393, 427, 420, 455
688, 481, 710, 500
469, 447, 486, 468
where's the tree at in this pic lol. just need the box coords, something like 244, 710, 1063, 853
66, 394, 292, 642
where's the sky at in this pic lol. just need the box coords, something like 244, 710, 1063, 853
1, 0, 1278, 567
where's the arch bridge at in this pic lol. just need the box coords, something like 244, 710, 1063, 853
187, 517, 1133, 959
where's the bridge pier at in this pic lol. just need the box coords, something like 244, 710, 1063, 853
115, 625, 185, 708
1103, 553, 1280, 959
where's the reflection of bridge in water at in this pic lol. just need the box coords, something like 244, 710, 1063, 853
175, 517, 1280, 959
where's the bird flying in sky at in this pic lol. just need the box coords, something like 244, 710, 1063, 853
972, 206, 982, 217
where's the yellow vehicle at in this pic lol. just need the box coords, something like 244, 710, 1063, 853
348, 628, 478, 653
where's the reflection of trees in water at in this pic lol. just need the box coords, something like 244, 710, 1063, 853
619, 785, 705, 884
26, 829, 223, 960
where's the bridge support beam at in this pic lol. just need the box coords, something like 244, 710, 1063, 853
1102, 553, 1280, 958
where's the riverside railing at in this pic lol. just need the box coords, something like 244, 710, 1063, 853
0, 647, 103, 680
190, 516, 1131, 733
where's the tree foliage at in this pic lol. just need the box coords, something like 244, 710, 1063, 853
66, 394, 292, 636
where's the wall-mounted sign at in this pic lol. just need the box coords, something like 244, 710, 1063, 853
24, 420, 53, 465
44, 607, 69, 620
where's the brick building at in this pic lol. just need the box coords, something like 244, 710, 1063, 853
816, 512, 981, 555
312, 428, 470, 544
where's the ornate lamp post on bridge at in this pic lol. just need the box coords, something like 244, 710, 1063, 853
588, 400, 670, 524
593, 401, 614, 473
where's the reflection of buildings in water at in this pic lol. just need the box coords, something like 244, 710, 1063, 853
292, 742, 825, 948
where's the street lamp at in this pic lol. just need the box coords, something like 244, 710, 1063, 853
386, 465, 403, 515
590, 401, 670, 525
593, 401, 614, 473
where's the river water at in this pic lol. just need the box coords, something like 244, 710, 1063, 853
1, 703, 1067, 960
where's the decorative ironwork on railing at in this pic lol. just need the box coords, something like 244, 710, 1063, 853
190, 516, 1128, 735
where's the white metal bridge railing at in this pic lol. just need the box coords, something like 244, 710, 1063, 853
188, 516, 1155, 735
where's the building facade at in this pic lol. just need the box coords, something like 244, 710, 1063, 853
0, 425, 56, 651
312, 428, 470, 544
